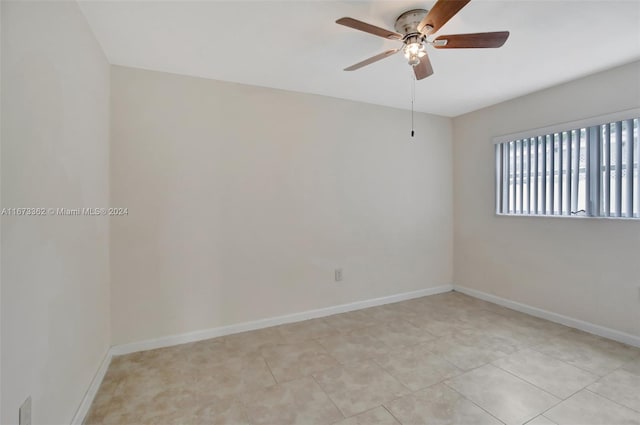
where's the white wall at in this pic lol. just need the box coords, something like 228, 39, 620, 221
110, 65, 453, 345
453, 60, 640, 338
1, 1, 110, 423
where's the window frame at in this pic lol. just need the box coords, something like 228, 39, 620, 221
494, 108, 640, 220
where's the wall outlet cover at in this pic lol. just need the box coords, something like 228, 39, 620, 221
335, 269, 343, 282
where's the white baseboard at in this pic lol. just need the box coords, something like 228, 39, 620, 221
454, 285, 640, 348
72, 284, 451, 424
110, 284, 454, 356
70, 350, 112, 425
72, 282, 639, 425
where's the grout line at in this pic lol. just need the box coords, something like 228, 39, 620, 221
369, 359, 411, 394
311, 374, 346, 420
335, 404, 390, 422
584, 388, 640, 415
444, 359, 570, 424
489, 363, 567, 402
260, 355, 279, 386
493, 355, 600, 400
534, 385, 600, 420
443, 383, 507, 425
381, 404, 403, 424
368, 348, 464, 394
540, 415, 559, 425
312, 356, 414, 420
522, 414, 558, 425
525, 336, 614, 377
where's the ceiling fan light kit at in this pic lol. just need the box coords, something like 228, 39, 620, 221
336, 0, 509, 80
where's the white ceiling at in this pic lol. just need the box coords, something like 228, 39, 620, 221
78, 0, 640, 117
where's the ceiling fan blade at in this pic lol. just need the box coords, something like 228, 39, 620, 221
344, 48, 401, 71
413, 54, 434, 80
417, 0, 471, 35
336, 17, 403, 40
433, 31, 510, 48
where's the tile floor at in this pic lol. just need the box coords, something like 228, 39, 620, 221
85, 291, 640, 425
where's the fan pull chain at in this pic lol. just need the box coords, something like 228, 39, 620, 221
410, 72, 416, 137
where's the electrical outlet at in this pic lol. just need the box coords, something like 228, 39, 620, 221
335, 269, 343, 282
19, 397, 31, 425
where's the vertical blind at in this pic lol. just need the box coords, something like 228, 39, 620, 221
495, 117, 639, 218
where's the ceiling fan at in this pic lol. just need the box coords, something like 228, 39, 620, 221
336, 0, 509, 80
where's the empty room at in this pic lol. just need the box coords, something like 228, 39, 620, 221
2, 0, 640, 424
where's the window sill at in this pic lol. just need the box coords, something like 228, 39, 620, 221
495, 213, 640, 221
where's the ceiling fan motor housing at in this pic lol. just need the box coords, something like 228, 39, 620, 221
394, 9, 429, 36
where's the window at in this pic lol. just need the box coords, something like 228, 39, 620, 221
495, 114, 639, 218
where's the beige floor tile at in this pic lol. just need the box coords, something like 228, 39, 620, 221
277, 318, 340, 343
373, 343, 461, 391
197, 353, 276, 398
480, 331, 523, 355
512, 316, 569, 338
370, 319, 435, 348
136, 384, 202, 412
191, 396, 251, 425
89, 384, 202, 424
332, 406, 400, 425
362, 304, 416, 323
84, 366, 124, 423
411, 292, 483, 311
241, 376, 343, 425
84, 389, 132, 422
112, 409, 193, 425
108, 347, 197, 383
566, 330, 639, 353
408, 316, 473, 337
588, 369, 640, 412
488, 309, 569, 338
545, 390, 640, 425
224, 327, 285, 354
323, 310, 378, 333
107, 368, 179, 407
460, 309, 515, 328
106, 352, 149, 380
445, 364, 559, 425
262, 340, 340, 383
143, 340, 240, 381
420, 330, 515, 370
384, 383, 502, 425
525, 415, 558, 424
493, 349, 599, 399
533, 330, 639, 376
623, 356, 640, 376
317, 328, 389, 363
165, 337, 250, 369
479, 321, 554, 350
86, 293, 638, 424
313, 360, 409, 417
404, 300, 474, 325
463, 310, 544, 341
